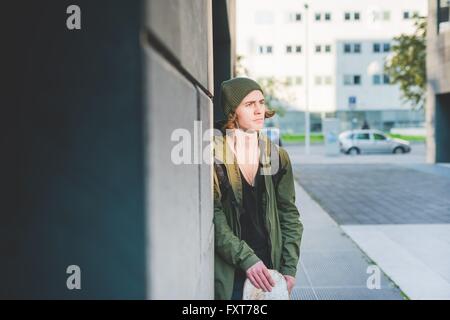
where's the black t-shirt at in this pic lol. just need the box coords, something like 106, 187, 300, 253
235, 166, 272, 282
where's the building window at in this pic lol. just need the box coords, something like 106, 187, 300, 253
286, 45, 301, 54
344, 75, 352, 85
315, 76, 322, 85
344, 75, 362, 85
372, 11, 380, 21
373, 74, 381, 85
373, 43, 380, 53
315, 12, 331, 21
344, 43, 361, 53
373, 74, 390, 85
286, 45, 302, 54
373, 42, 390, 53
286, 76, 304, 86
344, 43, 351, 53
315, 76, 332, 85
438, 0, 450, 33
258, 45, 273, 54
403, 11, 419, 20
315, 44, 332, 53
372, 10, 391, 22
288, 12, 302, 22
285, 77, 292, 86
344, 12, 360, 21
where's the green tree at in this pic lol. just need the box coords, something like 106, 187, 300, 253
384, 15, 426, 110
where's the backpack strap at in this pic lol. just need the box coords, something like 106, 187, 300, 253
214, 162, 240, 211
215, 146, 288, 204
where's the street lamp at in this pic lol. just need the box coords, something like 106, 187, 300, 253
304, 3, 310, 155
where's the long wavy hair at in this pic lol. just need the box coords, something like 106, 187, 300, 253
223, 109, 276, 130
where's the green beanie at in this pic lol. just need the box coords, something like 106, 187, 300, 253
220, 77, 264, 117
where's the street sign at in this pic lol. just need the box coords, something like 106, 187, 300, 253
348, 96, 357, 110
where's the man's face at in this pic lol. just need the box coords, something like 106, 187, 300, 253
235, 90, 266, 131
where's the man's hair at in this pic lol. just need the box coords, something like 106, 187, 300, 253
223, 110, 276, 130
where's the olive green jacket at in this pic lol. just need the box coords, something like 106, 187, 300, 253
213, 132, 303, 300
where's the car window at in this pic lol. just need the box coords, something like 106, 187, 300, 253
356, 133, 370, 140
373, 133, 386, 140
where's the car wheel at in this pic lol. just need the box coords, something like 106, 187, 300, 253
347, 147, 360, 155
393, 147, 405, 154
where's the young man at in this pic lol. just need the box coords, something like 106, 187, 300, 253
213, 77, 303, 300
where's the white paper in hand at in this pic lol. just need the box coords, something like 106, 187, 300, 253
242, 269, 290, 300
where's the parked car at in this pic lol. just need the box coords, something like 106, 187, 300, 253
339, 129, 411, 155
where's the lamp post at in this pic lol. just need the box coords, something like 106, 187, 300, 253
304, 3, 310, 155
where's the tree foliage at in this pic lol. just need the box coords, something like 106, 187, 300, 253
384, 15, 427, 110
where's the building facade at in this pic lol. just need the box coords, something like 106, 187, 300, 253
237, 0, 427, 133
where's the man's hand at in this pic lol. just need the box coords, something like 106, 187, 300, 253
283, 275, 295, 294
246, 261, 276, 292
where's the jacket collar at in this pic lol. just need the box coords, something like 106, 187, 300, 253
214, 130, 274, 207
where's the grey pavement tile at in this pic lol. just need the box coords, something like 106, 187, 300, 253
291, 287, 317, 300
313, 287, 405, 300
300, 251, 394, 288
293, 164, 450, 225
295, 263, 311, 288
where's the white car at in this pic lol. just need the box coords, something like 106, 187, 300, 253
339, 129, 411, 155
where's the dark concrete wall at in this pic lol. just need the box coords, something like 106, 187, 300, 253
0, 0, 235, 299
1, 0, 146, 299
435, 93, 450, 161
213, 0, 236, 122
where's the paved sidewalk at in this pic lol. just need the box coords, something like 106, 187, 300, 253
291, 158, 450, 300
291, 180, 404, 300
342, 224, 450, 300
